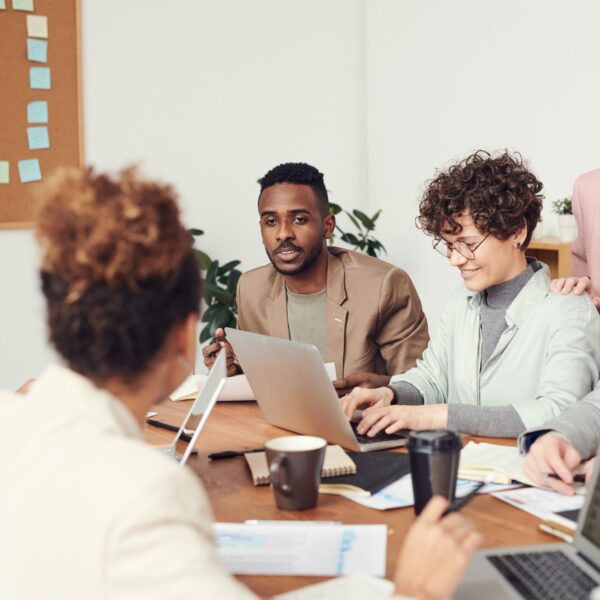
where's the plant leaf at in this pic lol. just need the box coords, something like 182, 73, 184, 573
193, 249, 212, 270
341, 232, 360, 245
199, 323, 212, 343
218, 260, 242, 276
188, 228, 205, 237
352, 209, 375, 230
329, 202, 342, 215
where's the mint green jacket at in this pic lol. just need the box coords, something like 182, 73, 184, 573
390, 264, 600, 429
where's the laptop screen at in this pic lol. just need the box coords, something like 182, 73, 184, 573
170, 349, 226, 465
581, 472, 600, 549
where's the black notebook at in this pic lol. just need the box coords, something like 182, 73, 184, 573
320, 451, 410, 496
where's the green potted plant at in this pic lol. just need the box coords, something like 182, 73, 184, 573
189, 229, 242, 343
328, 203, 386, 258
552, 197, 576, 242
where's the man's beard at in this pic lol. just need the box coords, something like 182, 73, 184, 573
266, 240, 325, 276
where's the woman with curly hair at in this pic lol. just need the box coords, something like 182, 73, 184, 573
343, 151, 600, 438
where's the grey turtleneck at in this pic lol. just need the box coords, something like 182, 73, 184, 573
391, 264, 535, 437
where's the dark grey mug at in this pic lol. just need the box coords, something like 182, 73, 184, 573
408, 429, 462, 515
265, 435, 326, 510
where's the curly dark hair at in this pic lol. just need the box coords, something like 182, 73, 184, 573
258, 162, 329, 216
36, 166, 201, 382
418, 151, 544, 248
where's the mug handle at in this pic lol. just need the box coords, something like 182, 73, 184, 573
269, 454, 292, 496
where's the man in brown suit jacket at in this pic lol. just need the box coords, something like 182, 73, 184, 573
203, 163, 428, 394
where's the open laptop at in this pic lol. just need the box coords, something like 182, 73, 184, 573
225, 328, 407, 452
164, 349, 226, 466
456, 459, 600, 599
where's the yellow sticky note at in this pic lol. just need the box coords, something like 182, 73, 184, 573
27, 15, 48, 39
0, 162, 9, 184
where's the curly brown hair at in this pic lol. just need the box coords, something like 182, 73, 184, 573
36, 166, 201, 381
418, 151, 544, 248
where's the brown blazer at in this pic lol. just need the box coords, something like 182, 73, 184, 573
236, 247, 429, 378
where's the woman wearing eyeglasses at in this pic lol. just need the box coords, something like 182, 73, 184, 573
342, 151, 600, 438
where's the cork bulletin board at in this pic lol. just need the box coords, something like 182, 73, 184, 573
0, 0, 82, 228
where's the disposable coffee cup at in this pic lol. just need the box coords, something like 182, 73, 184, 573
265, 435, 326, 511
407, 429, 462, 515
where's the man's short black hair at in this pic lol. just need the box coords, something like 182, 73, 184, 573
258, 162, 329, 216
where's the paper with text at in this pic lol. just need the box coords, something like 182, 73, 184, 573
214, 522, 387, 576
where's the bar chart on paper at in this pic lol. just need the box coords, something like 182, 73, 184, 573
214, 522, 387, 576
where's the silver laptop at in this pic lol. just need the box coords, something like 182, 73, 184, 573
456, 458, 600, 599
225, 328, 407, 452
165, 349, 226, 466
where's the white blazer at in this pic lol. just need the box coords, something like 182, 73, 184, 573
0, 365, 255, 600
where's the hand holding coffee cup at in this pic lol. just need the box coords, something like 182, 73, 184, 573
264, 435, 326, 510
407, 430, 462, 515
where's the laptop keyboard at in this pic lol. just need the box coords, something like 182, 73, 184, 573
350, 421, 408, 445
488, 550, 597, 600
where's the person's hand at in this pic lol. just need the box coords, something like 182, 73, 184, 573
550, 276, 600, 309
356, 403, 448, 437
582, 457, 597, 486
394, 496, 482, 600
523, 432, 582, 495
16, 379, 36, 394
340, 386, 394, 420
201, 328, 239, 377
333, 372, 391, 397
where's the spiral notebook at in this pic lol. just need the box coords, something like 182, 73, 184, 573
245, 445, 356, 485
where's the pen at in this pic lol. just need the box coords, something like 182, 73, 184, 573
443, 481, 485, 516
208, 448, 263, 460
547, 473, 586, 484
147, 419, 194, 443
538, 523, 574, 544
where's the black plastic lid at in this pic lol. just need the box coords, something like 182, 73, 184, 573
407, 429, 462, 453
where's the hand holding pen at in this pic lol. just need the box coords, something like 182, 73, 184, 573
201, 328, 239, 376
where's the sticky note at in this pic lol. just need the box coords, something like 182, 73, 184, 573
13, 0, 34, 11
18, 159, 42, 183
27, 15, 47, 38
0, 162, 9, 184
27, 101, 48, 123
27, 127, 49, 150
29, 66, 51, 89
0, 1, 6, 10
27, 38, 47, 63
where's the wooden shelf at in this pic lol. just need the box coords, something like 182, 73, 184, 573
528, 237, 573, 279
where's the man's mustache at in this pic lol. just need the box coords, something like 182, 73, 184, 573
275, 242, 303, 253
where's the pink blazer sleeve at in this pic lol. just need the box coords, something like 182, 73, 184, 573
571, 176, 588, 278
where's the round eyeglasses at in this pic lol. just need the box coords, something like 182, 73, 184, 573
433, 234, 490, 260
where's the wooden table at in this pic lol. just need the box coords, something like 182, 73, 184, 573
144, 399, 555, 597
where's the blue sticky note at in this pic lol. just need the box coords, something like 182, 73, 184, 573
18, 159, 42, 183
12, 0, 34, 11
29, 67, 51, 90
27, 101, 48, 123
27, 127, 49, 150
0, 1, 6, 10
27, 38, 47, 63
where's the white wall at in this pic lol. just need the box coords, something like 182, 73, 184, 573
3, 1, 600, 387
0, 0, 367, 387
366, 0, 600, 327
